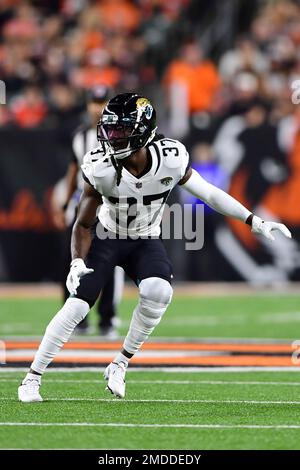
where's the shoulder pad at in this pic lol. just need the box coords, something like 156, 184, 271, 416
154, 138, 188, 169
82, 154, 113, 180
93, 156, 113, 177
81, 160, 95, 187
83, 146, 105, 164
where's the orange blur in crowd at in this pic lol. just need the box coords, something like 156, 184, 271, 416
164, 42, 221, 113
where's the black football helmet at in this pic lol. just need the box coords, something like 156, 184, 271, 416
97, 93, 157, 159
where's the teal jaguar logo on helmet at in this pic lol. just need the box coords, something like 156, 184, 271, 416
136, 97, 153, 120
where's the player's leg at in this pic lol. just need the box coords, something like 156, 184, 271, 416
18, 235, 117, 402
18, 296, 91, 403
61, 225, 91, 334
104, 238, 173, 398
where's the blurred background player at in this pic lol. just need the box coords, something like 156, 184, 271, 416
50, 85, 124, 336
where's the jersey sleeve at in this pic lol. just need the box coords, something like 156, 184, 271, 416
82, 171, 95, 188
157, 138, 190, 183
82, 149, 94, 165
178, 142, 190, 181
81, 158, 96, 189
81, 150, 110, 194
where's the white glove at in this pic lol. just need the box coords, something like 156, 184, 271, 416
251, 215, 292, 241
66, 258, 94, 295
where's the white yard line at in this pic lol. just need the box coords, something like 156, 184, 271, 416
1, 366, 300, 373
2, 378, 300, 386
1, 397, 300, 405
1, 422, 300, 429
106, 379, 300, 386
259, 312, 300, 323
4, 350, 226, 358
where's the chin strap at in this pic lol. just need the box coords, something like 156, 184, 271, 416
110, 128, 158, 185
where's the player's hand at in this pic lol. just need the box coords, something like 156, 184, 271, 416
66, 258, 94, 295
251, 215, 292, 241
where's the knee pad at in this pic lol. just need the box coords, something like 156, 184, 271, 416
138, 277, 173, 321
46, 297, 90, 342
123, 278, 173, 355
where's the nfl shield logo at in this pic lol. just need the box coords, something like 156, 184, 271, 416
136, 182, 143, 189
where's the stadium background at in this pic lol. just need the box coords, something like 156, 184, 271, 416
1, 0, 300, 284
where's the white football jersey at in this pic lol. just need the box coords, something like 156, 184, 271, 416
81, 138, 190, 237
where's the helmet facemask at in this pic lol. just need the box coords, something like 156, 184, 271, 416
97, 113, 157, 160
96, 93, 157, 186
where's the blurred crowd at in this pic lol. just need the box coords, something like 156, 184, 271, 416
162, 0, 300, 284
0, 0, 299, 142
0, 0, 189, 129
165, 0, 300, 139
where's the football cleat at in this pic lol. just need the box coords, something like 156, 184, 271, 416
18, 379, 43, 403
104, 361, 126, 399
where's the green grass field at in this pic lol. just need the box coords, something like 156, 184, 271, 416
1, 370, 300, 449
1, 292, 300, 449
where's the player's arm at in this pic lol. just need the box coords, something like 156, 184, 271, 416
66, 181, 102, 295
179, 168, 292, 241
71, 181, 102, 260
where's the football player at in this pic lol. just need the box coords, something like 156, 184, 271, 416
51, 85, 124, 336
18, 93, 291, 401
